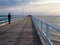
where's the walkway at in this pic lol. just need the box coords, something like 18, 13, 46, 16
0, 16, 42, 45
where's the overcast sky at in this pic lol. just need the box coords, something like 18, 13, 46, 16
0, 0, 60, 16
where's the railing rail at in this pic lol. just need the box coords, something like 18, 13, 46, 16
0, 17, 7, 24
0, 15, 27, 25
32, 16, 60, 45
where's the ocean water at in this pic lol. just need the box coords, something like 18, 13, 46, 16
0, 15, 60, 45
37, 16, 60, 27
0, 15, 21, 24
37, 16, 60, 45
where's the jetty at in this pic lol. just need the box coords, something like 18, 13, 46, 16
0, 16, 42, 45
0, 15, 60, 45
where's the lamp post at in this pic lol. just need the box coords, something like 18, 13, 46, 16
22, 2, 24, 16
22, 7, 24, 16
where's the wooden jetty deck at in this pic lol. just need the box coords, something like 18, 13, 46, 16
0, 16, 42, 45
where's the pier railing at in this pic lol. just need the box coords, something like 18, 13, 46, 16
0, 15, 24, 24
32, 16, 60, 45
0, 17, 7, 24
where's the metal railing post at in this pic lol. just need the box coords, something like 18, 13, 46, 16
46, 24, 49, 45
2, 17, 4, 23
41, 21, 43, 30
4, 17, 6, 23
32, 16, 53, 45
40, 21, 43, 36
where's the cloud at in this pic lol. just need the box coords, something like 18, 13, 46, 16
0, 0, 60, 7
0, 0, 60, 16
0, 0, 37, 7
0, 0, 17, 7
29, 1, 60, 5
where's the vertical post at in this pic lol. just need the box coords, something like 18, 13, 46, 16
46, 24, 49, 45
40, 21, 43, 36
4, 17, 5, 23
22, 4, 23, 15
5, 17, 6, 23
37, 19, 38, 26
2, 17, 4, 23
41, 21, 42, 30
37, 19, 39, 27
5, 17, 7, 22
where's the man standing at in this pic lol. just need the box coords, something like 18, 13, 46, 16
8, 13, 11, 24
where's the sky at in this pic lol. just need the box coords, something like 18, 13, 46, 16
0, 0, 60, 16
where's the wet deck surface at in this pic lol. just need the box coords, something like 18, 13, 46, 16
0, 16, 42, 45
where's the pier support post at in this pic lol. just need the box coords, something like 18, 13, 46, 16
40, 21, 43, 36
46, 24, 49, 45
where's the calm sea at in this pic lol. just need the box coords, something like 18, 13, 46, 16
36, 16, 60, 45
0, 15, 60, 45
37, 16, 60, 27
0, 15, 21, 24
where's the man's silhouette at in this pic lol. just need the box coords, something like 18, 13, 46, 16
8, 13, 11, 24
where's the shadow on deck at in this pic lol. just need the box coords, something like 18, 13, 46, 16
14, 16, 42, 45
32, 20, 43, 45
0, 16, 43, 45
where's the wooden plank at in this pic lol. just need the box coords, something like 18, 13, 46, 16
0, 16, 42, 45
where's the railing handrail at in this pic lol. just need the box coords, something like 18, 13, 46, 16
39, 19, 60, 32
34, 16, 60, 32
32, 16, 58, 45
0, 16, 26, 25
